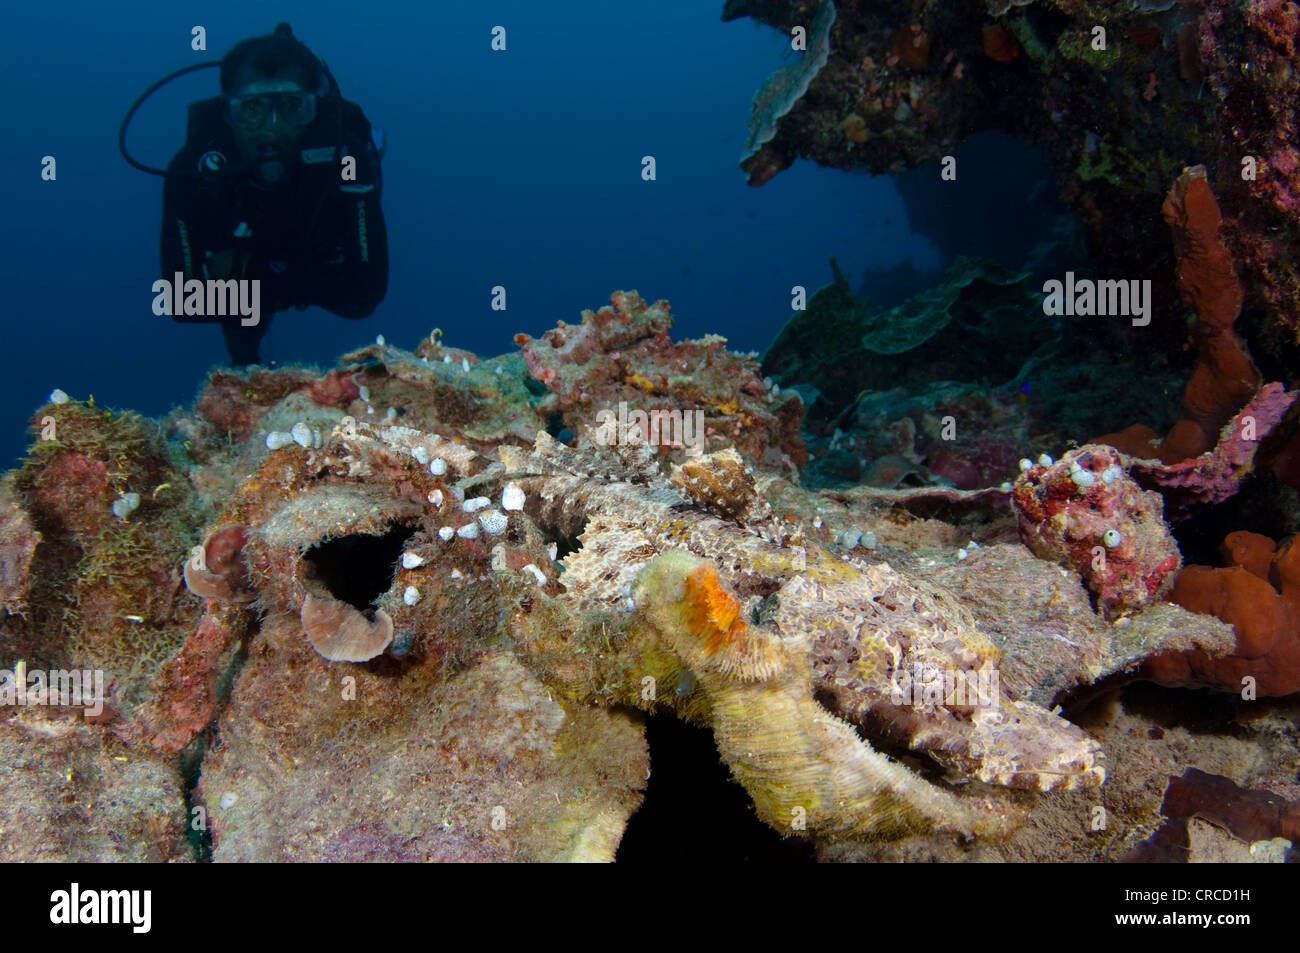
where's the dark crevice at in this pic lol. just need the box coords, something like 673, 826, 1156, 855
183, 632, 248, 862
545, 412, 569, 440
1169, 472, 1300, 568
531, 512, 587, 562
301, 523, 417, 611
616, 714, 814, 863
179, 734, 213, 862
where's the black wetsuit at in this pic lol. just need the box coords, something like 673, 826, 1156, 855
160, 95, 387, 364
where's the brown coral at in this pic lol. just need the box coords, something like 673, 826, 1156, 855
301, 593, 395, 663
183, 525, 255, 604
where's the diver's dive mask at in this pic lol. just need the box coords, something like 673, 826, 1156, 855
225, 89, 318, 130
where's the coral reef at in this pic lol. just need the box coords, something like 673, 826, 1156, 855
726, 0, 1300, 345
0, 287, 1289, 862
0, 713, 192, 862
1121, 382, 1298, 518
764, 257, 1048, 416
742, 0, 838, 168
516, 290, 806, 470
1099, 167, 1261, 465
7, 400, 202, 711
0, 478, 38, 615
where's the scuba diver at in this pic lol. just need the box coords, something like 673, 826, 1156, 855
122, 22, 387, 365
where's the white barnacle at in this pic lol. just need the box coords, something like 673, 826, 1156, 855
1071, 469, 1096, 489
430, 458, 447, 476
403, 585, 421, 606
457, 522, 480, 540
412, 446, 430, 465
48, 388, 69, 405
501, 482, 526, 512
357, 385, 371, 403
463, 496, 490, 513
1103, 529, 1122, 548
291, 422, 312, 448
1037, 453, 1054, 467
1101, 464, 1123, 484
111, 492, 141, 521
521, 563, 546, 585
265, 431, 294, 450
478, 509, 508, 535
401, 552, 425, 569
438, 526, 455, 541
462, 357, 470, 373
428, 489, 444, 506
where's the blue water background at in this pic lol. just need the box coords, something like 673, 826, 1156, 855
0, 0, 940, 466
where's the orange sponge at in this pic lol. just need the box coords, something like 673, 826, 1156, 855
1147, 533, 1300, 696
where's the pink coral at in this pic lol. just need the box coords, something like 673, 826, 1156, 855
1012, 446, 1181, 619
135, 606, 245, 753
1126, 382, 1298, 518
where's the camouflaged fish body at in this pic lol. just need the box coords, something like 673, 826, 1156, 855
502, 435, 1105, 801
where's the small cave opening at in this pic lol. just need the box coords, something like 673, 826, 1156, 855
616, 715, 814, 863
301, 523, 418, 611
534, 514, 588, 562
550, 528, 585, 562
545, 412, 572, 442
